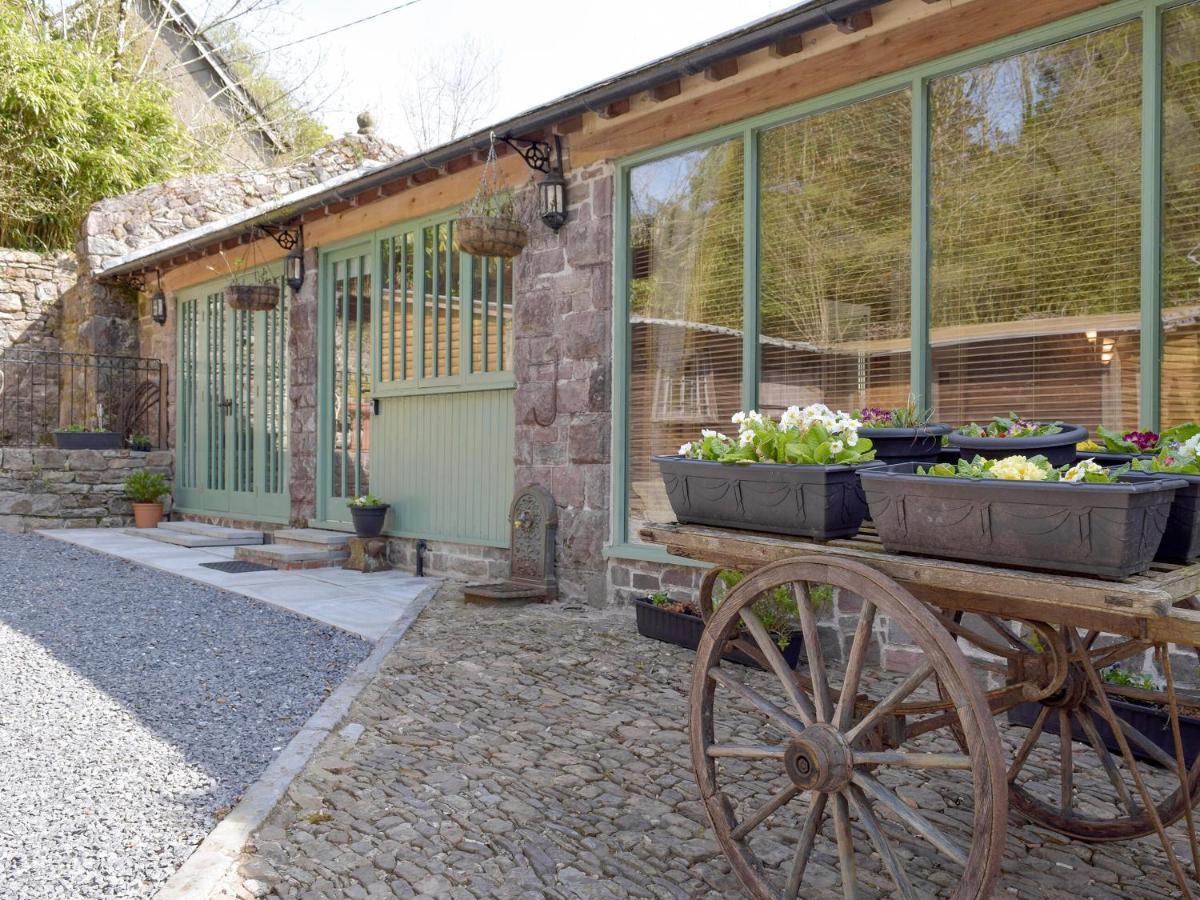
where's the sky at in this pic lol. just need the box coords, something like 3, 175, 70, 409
224, 0, 799, 152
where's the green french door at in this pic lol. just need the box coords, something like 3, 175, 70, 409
176, 277, 290, 520
316, 241, 374, 526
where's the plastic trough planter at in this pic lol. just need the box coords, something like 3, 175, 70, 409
633, 595, 803, 670
1124, 471, 1200, 563
1008, 697, 1200, 769
653, 455, 882, 539
858, 424, 951, 466
52, 431, 122, 450
859, 463, 1185, 579
1077, 450, 1154, 467
350, 504, 390, 538
946, 423, 1089, 467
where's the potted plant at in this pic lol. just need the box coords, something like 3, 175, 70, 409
1128, 433, 1200, 562
855, 400, 950, 465
348, 494, 390, 538
128, 433, 153, 452
124, 470, 170, 528
1009, 666, 1200, 767
1081, 422, 1200, 465
633, 571, 826, 670
861, 454, 1184, 579
654, 405, 881, 539
946, 413, 1088, 466
53, 424, 122, 450
454, 136, 529, 259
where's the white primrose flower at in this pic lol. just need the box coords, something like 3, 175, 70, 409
830, 439, 844, 454
846, 433, 858, 447
739, 429, 755, 446
701, 429, 718, 439
780, 405, 803, 430
1181, 434, 1200, 460
679, 442, 693, 456
731, 411, 746, 425
1064, 458, 1104, 483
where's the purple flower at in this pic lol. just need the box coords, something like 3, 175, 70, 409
858, 407, 892, 426
1122, 430, 1159, 451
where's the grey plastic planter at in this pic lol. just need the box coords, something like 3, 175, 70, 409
859, 424, 951, 466
653, 455, 882, 539
1077, 451, 1153, 467
52, 431, 122, 450
1123, 471, 1200, 563
350, 504, 389, 538
946, 423, 1088, 467
860, 463, 1185, 579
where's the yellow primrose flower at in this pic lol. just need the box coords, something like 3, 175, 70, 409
989, 455, 1048, 481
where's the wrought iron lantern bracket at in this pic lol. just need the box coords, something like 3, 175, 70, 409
255, 222, 301, 251
496, 133, 560, 175
112, 271, 147, 293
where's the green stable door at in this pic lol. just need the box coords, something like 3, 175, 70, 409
176, 276, 290, 521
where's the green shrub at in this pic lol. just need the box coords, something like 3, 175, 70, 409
124, 470, 169, 503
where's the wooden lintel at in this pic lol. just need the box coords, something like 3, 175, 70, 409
771, 34, 805, 57
380, 178, 407, 196
446, 156, 475, 174
324, 199, 354, 215
650, 79, 682, 102
705, 58, 739, 81
600, 97, 631, 119
301, 207, 327, 224
837, 9, 874, 33
555, 115, 584, 134
411, 168, 441, 184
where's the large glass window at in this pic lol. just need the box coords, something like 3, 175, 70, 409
627, 140, 744, 540
1162, 2, 1200, 424
929, 22, 1143, 431
759, 89, 912, 416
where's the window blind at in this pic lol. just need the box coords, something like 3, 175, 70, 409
1162, 2, 1200, 426
627, 140, 744, 540
758, 89, 912, 417
929, 21, 1142, 431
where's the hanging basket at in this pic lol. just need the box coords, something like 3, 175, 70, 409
226, 283, 279, 312
455, 215, 528, 259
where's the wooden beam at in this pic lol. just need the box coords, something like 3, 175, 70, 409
837, 9, 873, 33
411, 168, 441, 184
599, 97, 631, 119
770, 34, 804, 57
650, 79, 682, 102
380, 178, 407, 196
445, 155, 475, 174
555, 114, 584, 134
705, 58, 739, 81
324, 199, 354, 215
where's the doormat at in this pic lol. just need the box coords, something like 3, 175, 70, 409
199, 560, 275, 574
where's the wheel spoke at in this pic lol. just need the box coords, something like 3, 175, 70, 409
794, 582, 833, 723
853, 750, 973, 770
731, 783, 799, 841
1075, 708, 1137, 815
1007, 705, 1051, 783
854, 772, 968, 867
1059, 709, 1073, 811
832, 791, 857, 900
1090, 700, 1178, 770
834, 600, 877, 731
709, 667, 806, 737
845, 661, 934, 746
983, 615, 1036, 652
785, 791, 827, 899
740, 608, 817, 727
707, 743, 787, 761
847, 784, 917, 900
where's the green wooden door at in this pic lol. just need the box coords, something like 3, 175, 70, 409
317, 241, 374, 526
175, 278, 290, 521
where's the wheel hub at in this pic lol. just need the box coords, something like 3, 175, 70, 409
1041, 666, 1089, 710
784, 724, 853, 793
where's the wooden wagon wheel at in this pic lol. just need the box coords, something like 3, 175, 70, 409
690, 556, 1007, 900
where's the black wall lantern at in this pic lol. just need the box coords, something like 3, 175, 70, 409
256, 222, 305, 292
498, 133, 568, 232
286, 242, 305, 292
150, 270, 167, 325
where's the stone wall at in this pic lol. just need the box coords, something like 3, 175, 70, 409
512, 156, 614, 607
0, 250, 74, 351
288, 247, 320, 526
0, 448, 172, 532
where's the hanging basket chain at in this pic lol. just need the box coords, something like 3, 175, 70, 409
457, 131, 529, 259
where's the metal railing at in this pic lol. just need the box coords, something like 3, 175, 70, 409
0, 348, 167, 448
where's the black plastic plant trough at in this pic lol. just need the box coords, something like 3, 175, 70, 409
946, 423, 1089, 467
1124, 470, 1200, 563
858, 424, 951, 466
859, 463, 1185, 579
633, 595, 804, 670
653, 455, 882, 540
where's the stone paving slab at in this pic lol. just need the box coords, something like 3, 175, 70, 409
221, 587, 1197, 900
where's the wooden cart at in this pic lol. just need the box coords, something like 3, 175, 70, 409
640, 521, 1200, 899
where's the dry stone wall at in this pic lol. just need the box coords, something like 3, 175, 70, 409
0, 250, 74, 350
0, 448, 172, 532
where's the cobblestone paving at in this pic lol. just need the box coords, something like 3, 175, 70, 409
229, 587, 1197, 899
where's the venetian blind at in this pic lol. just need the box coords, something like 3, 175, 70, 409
627, 140, 744, 540
1162, 1, 1200, 426
758, 89, 912, 417
929, 21, 1142, 432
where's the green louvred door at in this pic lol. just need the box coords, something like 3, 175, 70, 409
175, 275, 290, 521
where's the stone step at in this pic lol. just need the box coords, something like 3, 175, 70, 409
157, 520, 264, 542
272, 528, 350, 549
235, 543, 349, 571
125, 528, 263, 548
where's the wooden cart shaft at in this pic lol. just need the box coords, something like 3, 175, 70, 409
639, 522, 1200, 646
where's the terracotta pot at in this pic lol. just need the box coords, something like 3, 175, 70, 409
132, 502, 163, 529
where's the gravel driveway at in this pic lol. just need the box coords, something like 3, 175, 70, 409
0, 532, 370, 899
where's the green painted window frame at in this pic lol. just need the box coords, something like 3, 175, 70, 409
608, 0, 1193, 565
371, 208, 516, 399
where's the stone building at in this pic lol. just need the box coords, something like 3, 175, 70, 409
89, 0, 1200, 612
